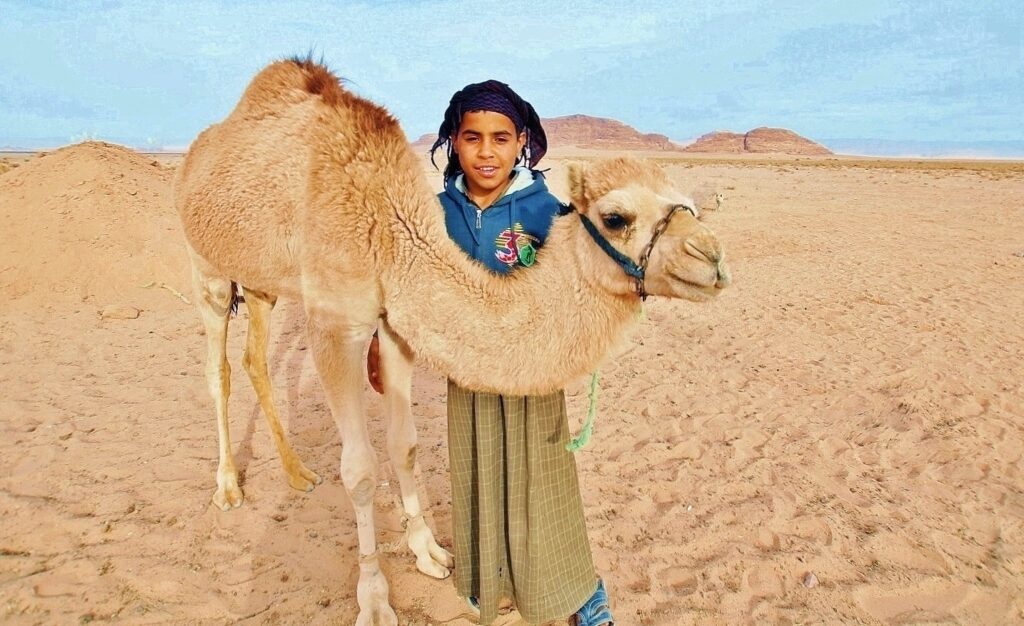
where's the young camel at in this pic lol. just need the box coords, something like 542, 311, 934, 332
175, 58, 730, 626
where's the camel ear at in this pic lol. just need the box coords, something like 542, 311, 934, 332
680, 195, 705, 221
567, 161, 588, 209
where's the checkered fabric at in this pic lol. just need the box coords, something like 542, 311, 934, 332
447, 381, 597, 625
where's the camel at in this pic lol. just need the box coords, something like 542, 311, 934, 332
174, 58, 730, 626
693, 187, 726, 212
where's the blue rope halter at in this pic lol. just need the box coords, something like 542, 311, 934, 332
573, 202, 696, 300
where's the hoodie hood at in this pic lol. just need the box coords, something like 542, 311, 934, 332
444, 167, 548, 210
438, 168, 561, 274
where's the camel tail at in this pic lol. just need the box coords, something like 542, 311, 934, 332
229, 281, 243, 316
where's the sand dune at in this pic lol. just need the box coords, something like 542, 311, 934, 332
0, 142, 188, 312
1, 143, 1022, 624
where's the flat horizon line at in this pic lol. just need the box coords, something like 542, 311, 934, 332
5, 149, 1024, 165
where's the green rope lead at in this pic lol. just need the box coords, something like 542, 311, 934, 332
565, 306, 643, 452
567, 370, 600, 452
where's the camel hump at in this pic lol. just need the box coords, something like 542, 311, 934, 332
231, 57, 398, 136
231, 57, 345, 118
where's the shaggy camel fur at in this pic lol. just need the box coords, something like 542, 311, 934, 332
174, 58, 730, 626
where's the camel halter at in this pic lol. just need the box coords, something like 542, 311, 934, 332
573, 203, 697, 300
564, 203, 694, 451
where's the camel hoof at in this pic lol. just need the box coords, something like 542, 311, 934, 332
287, 464, 322, 492
416, 555, 451, 580
407, 516, 455, 578
354, 587, 398, 626
417, 541, 454, 577
431, 543, 455, 569
354, 605, 398, 626
356, 556, 397, 626
213, 485, 244, 511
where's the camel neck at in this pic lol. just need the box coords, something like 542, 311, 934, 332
383, 200, 641, 395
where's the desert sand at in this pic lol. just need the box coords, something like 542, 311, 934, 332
1, 142, 1022, 625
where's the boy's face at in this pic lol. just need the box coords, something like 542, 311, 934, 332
451, 110, 527, 203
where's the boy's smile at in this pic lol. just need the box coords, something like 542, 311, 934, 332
452, 110, 526, 209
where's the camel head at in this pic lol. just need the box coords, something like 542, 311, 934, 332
567, 157, 731, 302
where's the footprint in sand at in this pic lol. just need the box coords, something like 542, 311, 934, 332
817, 436, 850, 460
659, 565, 698, 596
777, 515, 833, 547
742, 562, 786, 599
854, 580, 1016, 624
728, 429, 768, 469
865, 533, 950, 575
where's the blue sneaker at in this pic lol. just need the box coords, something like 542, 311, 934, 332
572, 578, 614, 626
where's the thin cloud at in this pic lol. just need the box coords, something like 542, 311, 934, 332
0, 0, 1020, 148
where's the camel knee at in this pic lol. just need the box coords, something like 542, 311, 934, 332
341, 451, 378, 506
386, 417, 417, 473
197, 277, 234, 316
345, 475, 377, 506
241, 349, 265, 378
387, 442, 416, 474
403, 444, 416, 472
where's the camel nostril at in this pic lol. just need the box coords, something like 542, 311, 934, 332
715, 260, 732, 288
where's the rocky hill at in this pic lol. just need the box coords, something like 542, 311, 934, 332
411, 114, 681, 152
543, 115, 678, 151
683, 127, 831, 155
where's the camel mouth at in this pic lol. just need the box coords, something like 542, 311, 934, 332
681, 282, 723, 301
666, 268, 725, 301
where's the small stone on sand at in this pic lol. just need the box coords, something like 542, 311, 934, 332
756, 529, 780, 551
100, 305, 140, 320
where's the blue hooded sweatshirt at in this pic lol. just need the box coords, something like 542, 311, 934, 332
439, 168, 562, 273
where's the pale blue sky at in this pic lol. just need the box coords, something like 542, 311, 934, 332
1, 0, 1021, 153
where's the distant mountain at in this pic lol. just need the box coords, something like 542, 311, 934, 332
822, 138, 1024, 158
411, 114, 682, 152
542, 115, 680, 151
683, 127, 831, 155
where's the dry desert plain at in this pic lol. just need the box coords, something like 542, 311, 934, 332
1, 143, 1023, 625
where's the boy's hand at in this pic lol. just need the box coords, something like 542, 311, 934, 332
367, 331, 383, 394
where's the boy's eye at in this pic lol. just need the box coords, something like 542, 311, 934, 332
602, 214, 628, 231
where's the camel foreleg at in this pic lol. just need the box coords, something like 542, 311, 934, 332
378, 322, 454, 579
307, 313, 397, 626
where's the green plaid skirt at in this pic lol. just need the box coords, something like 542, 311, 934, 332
447, 381, 597, 625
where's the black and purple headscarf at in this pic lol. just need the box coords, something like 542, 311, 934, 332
430, 79, 547, 182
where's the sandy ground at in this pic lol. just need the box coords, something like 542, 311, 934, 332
1, 142, 1023, 625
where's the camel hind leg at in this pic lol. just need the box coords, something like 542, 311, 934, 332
241, 286, 322, 492
378, 322, 454, 579
191, 265, 243, 511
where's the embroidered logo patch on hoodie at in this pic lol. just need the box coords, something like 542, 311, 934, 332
495, 223, 538, 267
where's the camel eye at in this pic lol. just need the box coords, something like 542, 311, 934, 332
602, 213, 628, 231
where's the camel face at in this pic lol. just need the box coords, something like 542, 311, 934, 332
568, 159, 731, 301
643, 208, 731, 301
